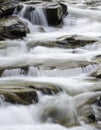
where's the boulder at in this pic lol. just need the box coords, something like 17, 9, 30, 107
45, 2, 67, 26
0, 16, 30, 40
0, 0, 18, 18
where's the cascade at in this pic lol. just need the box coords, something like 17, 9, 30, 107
19, 5, 48, 26
0, 0, 101, 130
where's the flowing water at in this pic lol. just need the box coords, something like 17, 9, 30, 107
0, 0, 101, 130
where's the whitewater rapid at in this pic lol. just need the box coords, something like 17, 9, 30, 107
0, 0, 101, 130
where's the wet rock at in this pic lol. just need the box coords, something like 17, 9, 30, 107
57, 35, 97, 48
0, 82, 62, 105
59, 2, 68, 16
45, 2, 67, 26
93, 55, 101, 63
37, 87, 62, 95
16, 91, 38, 104
19, 0, 29, 1
93, 96, 101, 106
84, 0, 101, 7
16, 4, 23, 12
90, 55, 101, 78
37, 59, 95, 70
27, 34, 97, 49
91, 97, 101, 122
0, 0, 18, 18
78, 105, 96, 124
0, 16, 30, 40
0, 88, 38, 105
29, 85, 62, 95
38, 26, 45, 32
90, 64, 101, 78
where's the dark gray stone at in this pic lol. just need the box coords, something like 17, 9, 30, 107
0, 0, 18, 17
0, 16, 30, 40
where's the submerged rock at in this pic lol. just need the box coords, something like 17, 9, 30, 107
0, 16, 29, 40
39, 92, 101, 127
39, 94, 79, 127
0, 57, 95, 70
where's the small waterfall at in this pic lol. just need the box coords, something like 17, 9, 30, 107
0, 95, 5, 106
2, 68, 23, 77
2, 64, 97, 77
19, 5, 48, 26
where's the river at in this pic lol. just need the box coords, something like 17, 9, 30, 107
0, 0, 101, 130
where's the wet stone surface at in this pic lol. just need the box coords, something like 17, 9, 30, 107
0, 16, 29, 40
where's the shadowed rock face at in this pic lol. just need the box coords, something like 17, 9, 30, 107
0, 0, 30, 40
0, 82, 61, 105
0, 89, 38, 105
45, 2, 66, 26
0, 0, 18, 18
0, 16, 30, 40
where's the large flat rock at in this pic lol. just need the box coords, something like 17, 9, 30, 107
0, 82, 60, 104
27, 34, 98, 49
